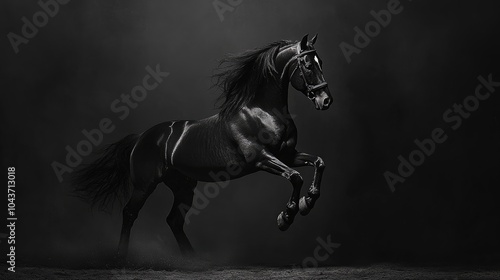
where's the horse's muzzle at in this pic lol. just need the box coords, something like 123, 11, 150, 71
313, 90, 332, 110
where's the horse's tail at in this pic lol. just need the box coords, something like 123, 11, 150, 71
72, 134, 140, 212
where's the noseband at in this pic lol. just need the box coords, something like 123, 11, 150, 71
279, 49, 328, 98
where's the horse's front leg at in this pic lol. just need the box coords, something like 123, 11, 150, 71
256, 151, 303, 231
290, 152, 325, 215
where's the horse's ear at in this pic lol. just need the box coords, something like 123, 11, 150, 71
311, 34, 318, 45
300, 34, 309, 51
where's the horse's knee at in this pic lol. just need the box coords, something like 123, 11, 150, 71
314, 157, 325, 170
289, 171, 303, 187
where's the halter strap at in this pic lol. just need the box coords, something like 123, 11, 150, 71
280, 49, 328, 98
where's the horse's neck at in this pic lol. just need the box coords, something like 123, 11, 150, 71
251, 83, 290, 115
260, 44, 297, 115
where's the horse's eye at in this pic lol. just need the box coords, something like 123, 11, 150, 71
308, 91, 315, 99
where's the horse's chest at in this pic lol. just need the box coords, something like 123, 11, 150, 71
235, 107, 298, 154
263, 119, 297, 153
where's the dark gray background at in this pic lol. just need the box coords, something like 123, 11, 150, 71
1, 0, 499, 267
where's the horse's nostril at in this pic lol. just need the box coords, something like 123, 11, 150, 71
323, 97, 331, 106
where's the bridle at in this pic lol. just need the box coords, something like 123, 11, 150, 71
279, 48, 328, 99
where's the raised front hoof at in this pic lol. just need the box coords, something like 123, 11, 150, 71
299, 196, 312, 216
277, 211, 292, 231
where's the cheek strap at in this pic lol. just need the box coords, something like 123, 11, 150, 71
280, 49, 328, 97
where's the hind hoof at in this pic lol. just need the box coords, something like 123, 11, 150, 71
299, 196, 311, 215
277, 211, 291, 231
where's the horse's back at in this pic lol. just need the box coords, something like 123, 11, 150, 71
130, 116, 251, 183
168, 115, 254, 182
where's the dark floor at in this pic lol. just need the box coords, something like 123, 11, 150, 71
2, 264, 500, 280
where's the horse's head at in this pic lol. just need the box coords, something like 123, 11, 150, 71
280, 34, 332, 110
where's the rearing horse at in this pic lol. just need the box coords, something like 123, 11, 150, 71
74, 34, 332, 260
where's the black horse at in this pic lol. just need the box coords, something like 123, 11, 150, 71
74, 34, 332, 260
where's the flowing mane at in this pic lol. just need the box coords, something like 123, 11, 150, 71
213, 40, 294, 119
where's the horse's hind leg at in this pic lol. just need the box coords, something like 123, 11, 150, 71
116, 182, 157, 261
164, 170, 197, 256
